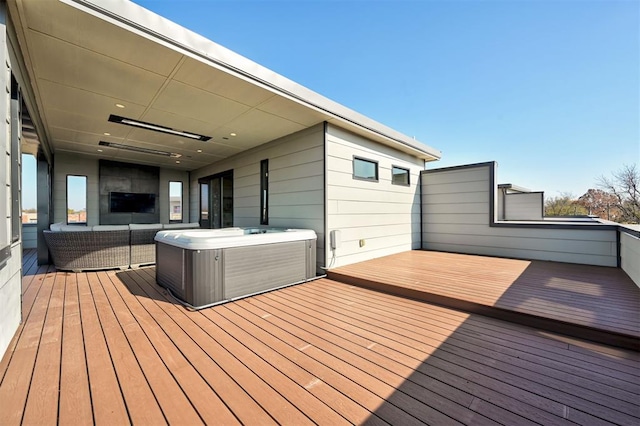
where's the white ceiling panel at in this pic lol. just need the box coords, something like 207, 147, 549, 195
46, 109, 132, 139
174, 58, 275, 107
223, 109, 306, 146
151, 80, 252, 127
257, 95, 327, 127
22, 0, 183, 76
38, 80, 147, 121
28, 31, 167, 105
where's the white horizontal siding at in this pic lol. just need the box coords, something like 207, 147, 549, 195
0, 243, 21, 363
621, 231, 640, 287
21, 224, 37, 249
326, 124, 424, 268
421, 163, 618, 267
505, 192, 543, 220
191, 124, 325, 268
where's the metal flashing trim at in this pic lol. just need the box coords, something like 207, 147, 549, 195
421, 161, 496, 175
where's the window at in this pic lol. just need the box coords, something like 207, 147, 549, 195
200, 183, 209, 221
260, 159, 269, 225
392, 166, 410, 186
353, 157, 378, 181
21, 154, 37, 223
169, 181, 183, 222
10, 83, 21, 242
66, 175, 87, 224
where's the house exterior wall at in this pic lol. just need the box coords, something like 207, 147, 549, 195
421, 163, 618, 267
53, 153, 99, 225
0, 2, 21, 361
325, 124, 424, 268
620, 230, 640, 287
190, 124, 325, 268
504, 192, 544, 220
53, 153, 189, 226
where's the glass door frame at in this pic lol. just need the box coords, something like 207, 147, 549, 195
198, 169, 233, 229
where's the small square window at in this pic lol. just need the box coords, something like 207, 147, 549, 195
392, 166, 410, 186
353, 157, 378, 182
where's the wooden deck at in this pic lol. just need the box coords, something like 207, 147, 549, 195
328, 251, 640, 350
0, 249, 639, 425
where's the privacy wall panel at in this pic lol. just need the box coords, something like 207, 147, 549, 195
421, 163, 617, 267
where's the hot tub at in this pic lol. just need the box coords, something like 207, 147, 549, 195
155, 227, 317, 308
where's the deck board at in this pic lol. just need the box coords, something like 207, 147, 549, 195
0, 249, 638, 425
328, 250, 640, 349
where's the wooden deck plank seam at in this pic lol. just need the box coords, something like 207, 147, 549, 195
314, 279, 640, 370
248, 290, 573, 425
109, 269, 250, 425
132, 270, 476, 426
223, 300, 506, 426
297, 282, 640, 394
94, 271, 197, 425
284, 282, 640, 406
131, 267, 316, 425
267, 285, 639, 424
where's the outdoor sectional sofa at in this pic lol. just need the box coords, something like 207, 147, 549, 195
43, 222, 199, 272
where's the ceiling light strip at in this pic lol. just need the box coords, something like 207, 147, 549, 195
98, 141, 182, 158
108, 114, 211, 141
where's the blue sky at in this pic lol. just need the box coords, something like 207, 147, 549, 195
23, 0, 639, 209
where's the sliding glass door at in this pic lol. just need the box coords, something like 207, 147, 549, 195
199, 170, 233, 228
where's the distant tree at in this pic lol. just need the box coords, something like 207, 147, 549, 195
576, 189, 620, 221
598, 164, 640, 224
23, 208, 36, 213
544, 192, 588, 216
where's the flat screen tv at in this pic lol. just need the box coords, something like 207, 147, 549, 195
110, 192, 156, 214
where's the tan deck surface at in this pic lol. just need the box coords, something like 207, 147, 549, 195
328, 250, 640, 349
1, 249, 639, 425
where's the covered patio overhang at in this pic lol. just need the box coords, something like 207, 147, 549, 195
8, 0, 441, 173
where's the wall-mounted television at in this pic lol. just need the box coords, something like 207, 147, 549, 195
109, 192, 156, 214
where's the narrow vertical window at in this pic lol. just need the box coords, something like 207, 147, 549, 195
200, 183, 209, 221
66, 175, 87, 224
10, 79, 21, 242
260, 159, 269, 225
21, 154, 37, 223
169, 181, 183, 222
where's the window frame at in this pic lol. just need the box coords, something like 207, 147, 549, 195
391, 165, 411, 186
169, 181, 183, 223
66, 174, 87, 225
260, 159, 269, 225
352, 156, 379, 182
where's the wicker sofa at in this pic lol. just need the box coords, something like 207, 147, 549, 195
44, 222, 199, 272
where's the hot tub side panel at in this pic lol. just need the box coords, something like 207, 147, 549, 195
156, 242, 224, 306
223, 240, 314, 300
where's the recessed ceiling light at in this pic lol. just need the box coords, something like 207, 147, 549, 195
99, 141, 182, 158
97, 149, 103, 152
230, 132, 237, 137
108, 114, 211, 141
115, 104, 125, 108
176, 160, 181, 164
103, 132, 110, 136
197, 149, 202, 153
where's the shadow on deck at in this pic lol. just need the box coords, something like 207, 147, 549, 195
328, 250, 640, 351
